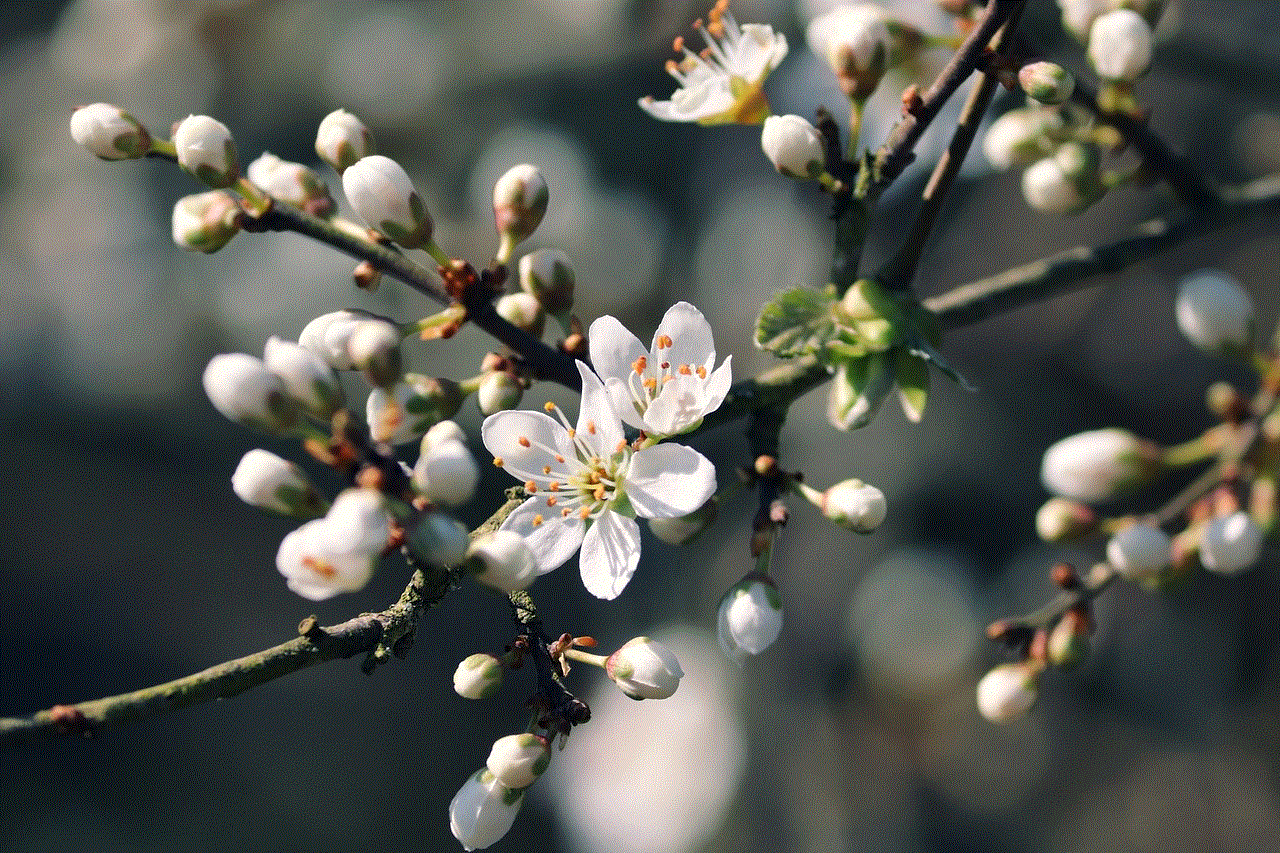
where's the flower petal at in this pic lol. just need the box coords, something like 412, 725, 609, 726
481, 410, 575, 482
624, 444, 717, 518
703, 355, 733, 412
575, 361, 625, 455
653, 301, 715, 369
578, 510, 641, 600
500, 497, 585, 574
589, 314, 647, 386
644, 373, 710, 437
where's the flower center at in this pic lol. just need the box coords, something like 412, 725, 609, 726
515, 403, 631, 527
624, 335, 708, 418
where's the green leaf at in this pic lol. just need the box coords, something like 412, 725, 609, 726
755, 286, 837, 359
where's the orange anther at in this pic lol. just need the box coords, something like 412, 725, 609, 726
518, 436, 531, 447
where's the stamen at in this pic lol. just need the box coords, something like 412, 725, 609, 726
643, 377, 658, 391
548, 482, 560, 491
544, 401, 556, 412
587, 420, 596, 435
556, 454, 565, 463
578, 507, 591, 520
660, 361, 670, 369
657, 334, 673, 349
632, 356, 647, 374
567, 428, 575, 438
543, 465, 551, 474
696, 365, 707, 378
493, 457, 504, 467
615, 440, 628, 453
679, 364, 692, 375
673, 36, 684, 53
518, 436, 531, 448
525, 480, 537, 493
546, 496, 558, 507
594, 485, 607, 501
662, 375, 675, 384
303, 556, 338, 579
532, 514, 544, 526
562, 508, 572, 517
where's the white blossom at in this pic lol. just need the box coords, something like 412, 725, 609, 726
717, 574, 783, 664
589, 301, 731, 438
70, 102, 150, 160
173, 114, 238, 188
485, 734, 550, 790
314, 108, 374, 174
976, 662, 1039, 723
449, 769, 523, 851
805, 2, 891, 94
202, 353, 295, 433
819, 478, 887, 532
760, 114, 825, 178
367, 376, 463, 444
1175, 269, 1255, 353
481, 361, 717, 599
413, 438, 479, 507
1022, 153, 1086, 214
1106, 522, 1171, 580
346, 319, 402, 388
639, 2, 787, 126
342, 154, 432, 248
1200, 511, 1264, 575
1087, 9, 1153, 81
262, 336, 343, 418
467, 530, 539, 593
171, 189, 239, 253
606, 637, 684, 699
275, 488, 390, 600
231, 449, 319, 516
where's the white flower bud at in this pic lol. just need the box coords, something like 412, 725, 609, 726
819, 478, 887, 533
495, 292, 545, 339
1035, 497, 1098, 542
342, 154, 433, 248
422, 419, 467, 452
367, 376, 464, 444
1022, 142, 1102, 215
647, 498, 717, 545
806, 3, 891, 96
323, 488, 392, 556
1106, 522, 1171, 580
315, 108, 375, 174
263, 336, 343, 418
346, 319, 403, 389
467, 530, 539, 593
485, 733, 550, 790
760, 114, 825, 179
202, 353, 296, 433
276, 518, 377, 600
299, 309, 384, 370
1174, 269, 1255, 353
976, 661, 1039, 723
171, 190, 240, 253
1041, 427, 1164, 503
517, 248, 574, 329
492, 164, 548, 262
1018, 61, 1075, 105
173, 114, 238, 188
1200, 511, 1263, 575
231, 448, 322, 516
717, 574, 783, 665
246, 152, 332, 213
70, 102, 151, 160
605, 637, 684, 700
1058, 0, 1110, 42
449, 769, 523, 851
1088, 9, 1153, 81
454, 653, 503, 699
476, 371, 523, 416
982, 108, 1065, 171
413, 438, 480, 507
407, 512, 470, 567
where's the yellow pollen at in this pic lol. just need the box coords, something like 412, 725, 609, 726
588, 471, 600, 484
578, 507, 591, 520
546, 496, 558, 506
532, 514, 544, 526
542, 465, 552, 475
567, 428, 575, 438
544, 401, 556, 412
662, 375, 675, 384
657, 334, 673, 349
549, 481, 560, 491
643, 377, 657, 391
664, 58, 679, 74
302, 556, 338, 580
672, 35, 684, 53
493, 457, 504, 467
587, 420, 596, 434
518, 436, 531, 448
696, 365, 707, 378
679, 364, 692, 375
594, 484, 607, 501
632, 356, 647, 374
556, 454, 565, 463
561, 508, 572, 517
525, 480, 537, 493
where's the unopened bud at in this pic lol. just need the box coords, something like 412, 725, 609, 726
342, 154, 433, 248
818, 478, 887, 533
347, 319, 403, 389
171, 189, 240, 252
717, 573, 783, 665
299, 309, 384, 370
982, 107, 1065, 171
1088, 9, 1153, 82
806, 3, 891, 99
1041, 427, 1164, 503
760, 114, 826, 179
453, 653, 503, 699
467, 530, 539, 592
1200, 510, 1264, 575
476, 371, 523, 416
202, 353, 296, 433
492, 164, 548, 263
647, 498, 717, 545
449, 769, 523, 852
1022, 142, 1102, 214
231, 449, 323, 517
605, 637, 684, 700
406, 512, 470, 567
1035, 497, 1098, 541
976, 661, 1040, 723
70, 102, 151, 160
485, 733, 550, 790
246, 152, 333, 214
314, 108, 375, 174
1046, 609, 1091, 668
495, 292, 545, 339
1018, 61, 1075, 105
1106, 521, 1171, 580
173, 114, 238, 188
367, 375, 463, 445
263, 336, 344, 418
517, 248, 575, 330
1175, 269, 1255, 354
413, 438, 480, 507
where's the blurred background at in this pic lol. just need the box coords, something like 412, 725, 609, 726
2, 1, 1278, 851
